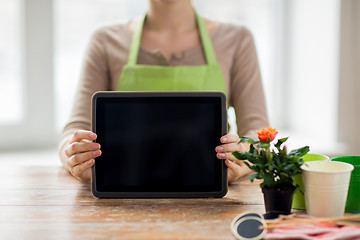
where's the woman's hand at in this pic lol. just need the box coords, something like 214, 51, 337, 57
215, 133, 252, 183
64, 130, 102, 182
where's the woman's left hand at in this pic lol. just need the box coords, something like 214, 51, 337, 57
215, 133, 252, 183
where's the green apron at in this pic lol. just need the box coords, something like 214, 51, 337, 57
117, 12, 227, 94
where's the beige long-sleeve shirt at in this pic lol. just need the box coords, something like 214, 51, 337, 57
59, 19, 269, 150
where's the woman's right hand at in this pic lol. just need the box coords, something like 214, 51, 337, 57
64, 130, 102, 182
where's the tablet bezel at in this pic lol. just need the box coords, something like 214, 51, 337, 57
91, 91, 228, 198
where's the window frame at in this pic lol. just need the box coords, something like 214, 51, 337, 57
0, 0, 56, 150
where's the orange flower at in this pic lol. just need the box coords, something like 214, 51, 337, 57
257, 127, 278, 143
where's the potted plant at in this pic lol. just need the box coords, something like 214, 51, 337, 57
232, 127, 310, 214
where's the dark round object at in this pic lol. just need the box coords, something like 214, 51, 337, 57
233, 212, 263, 225
232, 216, 266, 240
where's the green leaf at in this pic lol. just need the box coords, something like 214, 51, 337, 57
263, 173, 275, 187
243, 161, 252, 170
288, 146, 310, 158
273, 155, 282, 167
232, 151, 260, 165
283, 163, 295, 172
249, 174, 257, 182
275, 137, 288, 150
291, 168, 302, 176
278, 172, 291, 182
257, 142, 270, 149
232, 152, 247, 160
252, 165, 260, 172
298, 158, 304, 165
239, 137, 258, 144
250, 144, 259, 156
268, 163, 274, 172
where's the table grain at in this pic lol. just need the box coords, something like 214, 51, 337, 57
0, 165, 265, 240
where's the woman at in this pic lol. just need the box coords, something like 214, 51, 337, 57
59, 0, 269, 182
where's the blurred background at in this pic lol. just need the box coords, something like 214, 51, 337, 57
0, 0, 359, 163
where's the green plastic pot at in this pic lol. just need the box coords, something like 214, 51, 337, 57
331, 156, 360, 212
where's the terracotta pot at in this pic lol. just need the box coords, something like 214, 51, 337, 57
262, 186, 295, 214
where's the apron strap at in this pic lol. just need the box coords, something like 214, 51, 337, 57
195, 12, 217, 65
127, 11, 217, 66
127, 15, 145, 66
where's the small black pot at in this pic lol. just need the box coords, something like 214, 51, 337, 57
262, 186, 296, 214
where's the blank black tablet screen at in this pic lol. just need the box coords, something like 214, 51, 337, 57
94, 95, 224, 193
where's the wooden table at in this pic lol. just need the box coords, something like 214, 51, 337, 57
0, 164, 265, 240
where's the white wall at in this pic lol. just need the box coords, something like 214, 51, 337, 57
338, 0, 360, 155
279, 0, 342, 155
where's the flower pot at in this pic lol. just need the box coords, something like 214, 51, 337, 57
262, 186, 295, 214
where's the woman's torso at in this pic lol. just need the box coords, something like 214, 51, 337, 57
64, 18, 268, 138
94, 20, 246, 96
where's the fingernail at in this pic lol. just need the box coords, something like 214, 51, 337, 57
218, 153, 225, 157
221, 137, 227, 142
87, 159, 94, 165
93, 150, 100, 156
90, 133, 97, 139
92, 143, 100, 149
216, 146, 224, 152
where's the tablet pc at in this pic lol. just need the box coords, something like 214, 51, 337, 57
91, 91, 228, 198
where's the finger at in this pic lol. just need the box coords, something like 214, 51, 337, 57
70, 159, 95, 180
220, 133, 240, 144
225, 159, 241, 183
215, 143, 246, 153
70, 130, 97, 144
216, 152, 240, 161
225, 159, 252, 183
217, 152, 248, 165
65, 141, 101, 158
68, 150, 101, 168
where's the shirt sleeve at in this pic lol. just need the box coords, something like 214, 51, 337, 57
229, 26, 269, 139
59, 28, 111, 149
